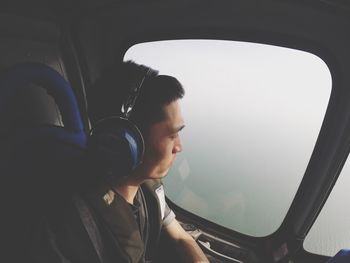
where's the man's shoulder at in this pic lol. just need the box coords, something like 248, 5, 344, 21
141, 179, 165, 212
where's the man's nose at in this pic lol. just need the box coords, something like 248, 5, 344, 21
173, 137, 182, 153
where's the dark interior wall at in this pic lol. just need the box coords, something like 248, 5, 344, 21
0, 14, 66, 78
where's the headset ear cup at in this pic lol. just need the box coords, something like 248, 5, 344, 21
88, 117, 144, 178
122, 128, 144, 168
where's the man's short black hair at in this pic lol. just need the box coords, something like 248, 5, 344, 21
88, 60, 184, 134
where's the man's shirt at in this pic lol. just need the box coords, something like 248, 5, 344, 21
97, 181, 176, 262
124, 185, 176, 261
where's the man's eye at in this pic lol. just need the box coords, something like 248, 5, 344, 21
170, 133, 178, 139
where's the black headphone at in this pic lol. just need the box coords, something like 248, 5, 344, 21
89, 64, 158, 178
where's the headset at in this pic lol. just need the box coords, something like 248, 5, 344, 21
89, 64, 158, 179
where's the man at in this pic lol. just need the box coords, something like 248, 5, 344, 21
84, 60, 209, 263
15, 61, 207, 263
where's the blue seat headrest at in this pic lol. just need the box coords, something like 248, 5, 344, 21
327, 249, 350, 263
0, 62, 86, 146
0, 62, 88, 185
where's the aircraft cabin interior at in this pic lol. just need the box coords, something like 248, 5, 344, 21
1, 0, 350, 262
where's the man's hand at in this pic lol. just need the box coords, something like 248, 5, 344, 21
163, 219, 209, 263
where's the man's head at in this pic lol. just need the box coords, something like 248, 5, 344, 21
88, 61, 185, 179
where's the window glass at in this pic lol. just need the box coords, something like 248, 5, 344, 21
304, 156, 350, 256
124, 40, 332, 237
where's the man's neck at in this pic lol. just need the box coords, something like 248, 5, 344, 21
112, 172, 145, 204
113, 183, 139, 204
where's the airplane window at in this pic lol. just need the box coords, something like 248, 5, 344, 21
124, 40, 331, 237
304, 156, 350, 256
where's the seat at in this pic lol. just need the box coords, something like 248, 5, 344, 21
327, 249, 350, 263
0, 62, 87, 261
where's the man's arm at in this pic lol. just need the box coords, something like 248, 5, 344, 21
163, 219, 209, 263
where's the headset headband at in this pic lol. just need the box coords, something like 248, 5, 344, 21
120, 68, 153, 119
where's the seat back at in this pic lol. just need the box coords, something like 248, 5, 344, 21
327, 249, 350, 263
0, 63, 87, 256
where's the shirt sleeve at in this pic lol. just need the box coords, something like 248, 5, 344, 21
154, 183, 176, 227
162, 201, 176, 227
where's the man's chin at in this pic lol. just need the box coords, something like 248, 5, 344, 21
150, 169, 169, 180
